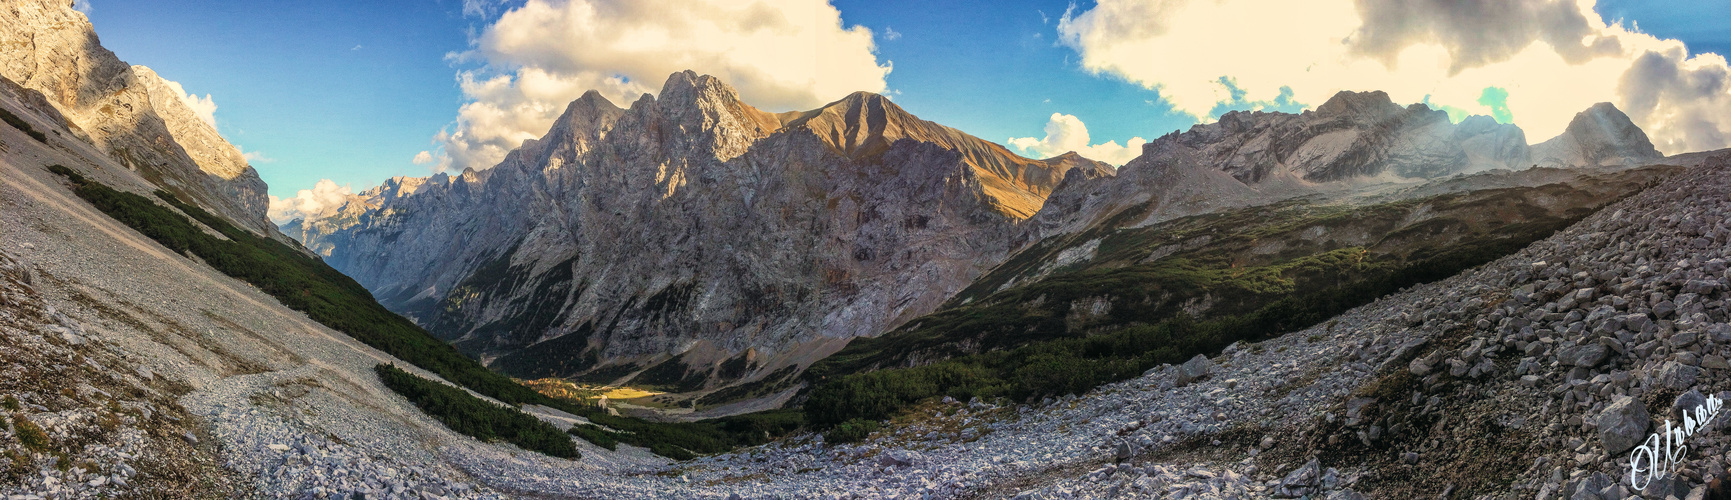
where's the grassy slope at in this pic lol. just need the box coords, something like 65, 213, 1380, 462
799, 169, 1674, 428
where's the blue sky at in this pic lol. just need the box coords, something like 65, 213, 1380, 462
85, 0, 1730, 211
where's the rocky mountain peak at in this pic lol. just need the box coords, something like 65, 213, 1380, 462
1312, 90, 1403, 121
1532, 101, 1660, 167
1564, 102, 1659, 159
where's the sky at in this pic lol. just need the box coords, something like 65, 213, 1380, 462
81, 0, 1731, 224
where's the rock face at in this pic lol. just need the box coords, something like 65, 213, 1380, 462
294, 71, 1111, 387
0, 0, 273, 235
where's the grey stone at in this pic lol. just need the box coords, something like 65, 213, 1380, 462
1656, 361, 1701, 391
1558, 342, 1610, 367
1673, 389, 1706, 421
1176, 354, 1214, 386
1597, 395, 1651, 454
1273, 458, 1321, 498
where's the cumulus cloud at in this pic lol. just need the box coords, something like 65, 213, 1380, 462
1058, 0, 1731, 155
413, 151, 434, 165
72, 0, 91, 14
1008, 113, 1147, 166
425, 0, 892, 172
267, 179, 355, 225
155, 77, 218, 128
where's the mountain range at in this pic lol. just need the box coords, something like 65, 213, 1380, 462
286, 71, 1113, 398
290, 72, 1673, 407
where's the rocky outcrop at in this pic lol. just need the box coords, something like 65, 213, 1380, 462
0, 0, 273, 235
294, 71, 1108, 388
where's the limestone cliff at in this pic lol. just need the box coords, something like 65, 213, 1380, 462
0, 0, 273, 234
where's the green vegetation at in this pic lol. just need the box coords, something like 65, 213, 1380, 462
1, 395, 19, 412
11, 413, 49, 452
823, 418, 879, 444
568, 424, 618, 451
0, 106, 46, 143
562, 407, 804, 460
374, 364, 578, 459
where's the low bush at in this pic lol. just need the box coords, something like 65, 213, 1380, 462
824, 418, 879, 444
0, 106, 46, 143
374, 364, 578, 459
11, 413, 49, 452
568, 424, 618, 451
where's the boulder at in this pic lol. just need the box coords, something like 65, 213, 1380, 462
1597, 395, 1651, 455
1674, 389, 1707, 421
1176, 354, 1214, 386
877, 449, 923, 467
1558, 343, 1610, 368
1656, 361, 1701, 391
1273, 458, 1322, 498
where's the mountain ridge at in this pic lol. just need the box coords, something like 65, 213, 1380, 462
291, 70, 1110, 395
0, 0, 276, 236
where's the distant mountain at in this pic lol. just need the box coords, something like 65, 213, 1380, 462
1026, 91, 1658, 241
290, 71, 1112, 395
0, 0, 274, 236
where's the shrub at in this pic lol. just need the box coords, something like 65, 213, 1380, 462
374, 364, 578, 459
824, 418, 879, 444
0, 106, 46, 143
568, 424, 618, 451
11, 413, 48, 452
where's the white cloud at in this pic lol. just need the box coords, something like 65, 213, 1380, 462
240, 148, 273, 164
462, 0, 508, 17
1058, 0, 1731, 155
427, 0, 892, 172
413, 151, 434, 165
72, 0, 91, 14
267, 179, 355, 225
154, 77, 218, 128
1008, 113, 1147, 166
884, 27, 901, 41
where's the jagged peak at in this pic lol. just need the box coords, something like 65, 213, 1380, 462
1313, 90, 1402, 119
1563, 102, 1650, 146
